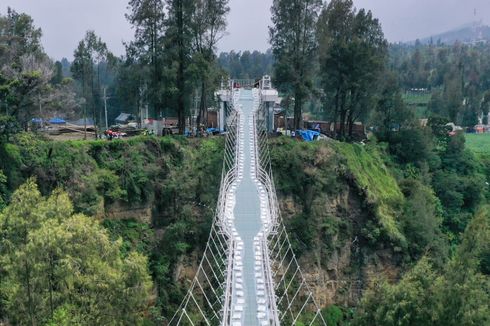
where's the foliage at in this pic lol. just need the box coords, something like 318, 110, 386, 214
390, 42, 490, 126
399, 179, 447, 264
126, 0, 167, 116
353, 207, 490, 325
322, 305, 344, 326
371, 71, 416, 138
269, 137, 343, 255
0, 8, 80, 132
0, 114, 20, 141
103, 219, 156, 257
218, 50, 274, 79
387, 127, 439, 169
270, 0, 322, 130
71, 30, 110, 137
0, 169, 7, 209
432, 134, 485, 237
334, 142, 405, 245
465, 133, 490, 200
0, 180, 153, 325
0, 135, 224, 319
317, 0, 387, 140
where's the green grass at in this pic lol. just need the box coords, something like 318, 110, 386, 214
334, 142, 406, 245
403, 92, 431, 118
465, 133, 490, 201
465, 133, 490, 157
403, 92, 431, 104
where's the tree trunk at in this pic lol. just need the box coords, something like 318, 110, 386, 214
196, 80, 207, 134
294, 88, 302, 130
91, 76, 98, 140
332, 88, 340, 138
177, 0, 186, 135
339, 98, 347, 140
25, 260, 34, 326
347, 109, 354, 139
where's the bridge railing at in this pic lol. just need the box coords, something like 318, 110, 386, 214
253, 89, 328, 326
168, 91, 241, 326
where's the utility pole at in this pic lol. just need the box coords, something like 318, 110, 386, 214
103, 87, 109, 130
38, 93, 42, 116
83, 100, 87, 140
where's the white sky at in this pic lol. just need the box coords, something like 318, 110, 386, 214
1, 0, 489, 60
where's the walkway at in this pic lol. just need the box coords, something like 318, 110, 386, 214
232, 89, 262, 325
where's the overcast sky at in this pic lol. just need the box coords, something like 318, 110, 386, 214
2, 0, 490, 60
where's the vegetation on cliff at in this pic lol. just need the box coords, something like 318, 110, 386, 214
0, 135, 224, 324
269, 133, 488, 324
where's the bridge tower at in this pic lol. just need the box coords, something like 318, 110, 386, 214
258, 75, 279, 133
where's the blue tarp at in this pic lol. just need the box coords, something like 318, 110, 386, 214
297, 129, 320, 142
207, 128, 221, 134
49, 117, 66, 124
31, 118, 43, 124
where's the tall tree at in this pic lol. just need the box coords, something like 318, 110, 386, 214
191, 0, 229, 131
0, 8, 53, 130
270, 0, 322, 130
166, 0, 195, 134
126, 0, 166, 117
317, 0, 387, 140
71, 31, 109, 138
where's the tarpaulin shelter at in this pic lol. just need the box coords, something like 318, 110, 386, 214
49, 117, 66, 124
297, 129, 320, 142
115, 113, 134, 124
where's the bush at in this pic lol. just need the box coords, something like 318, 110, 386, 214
323, 305, 344, 326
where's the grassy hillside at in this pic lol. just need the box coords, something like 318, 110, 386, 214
269, 137, 415, 313
334, 143, 406, 245
466, 133, 490, 156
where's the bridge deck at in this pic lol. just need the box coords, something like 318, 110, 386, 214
233, 90, 262, 325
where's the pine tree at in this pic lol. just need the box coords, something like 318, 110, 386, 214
191, 0, 229, 131
126, 0, 166, 117
317, 0, 387, 140
270, 0, 322, 130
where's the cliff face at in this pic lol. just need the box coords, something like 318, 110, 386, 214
0, 134, 225, 316
0, 133, 418, 313
269, 137, 405, 307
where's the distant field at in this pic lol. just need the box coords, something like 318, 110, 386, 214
402, 92, 431, 118
465, 133, 490, 156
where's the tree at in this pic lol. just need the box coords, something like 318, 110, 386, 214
0, 180, 153, 325
0, 8, 43, 68
115, 47, 147, 119
71, 31, 109, 139
0, 9, 55, 130
353, 208, 490, 326
399, 179, 447, 262
126, 0, 166, 117
317, 0, 387, 140
353, 258, 438, 326
165, 0, 196, 134
270, 0, 322, 130
218, 50, 274, 79
191, 0, 229, 131
372, 70, 415, 141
